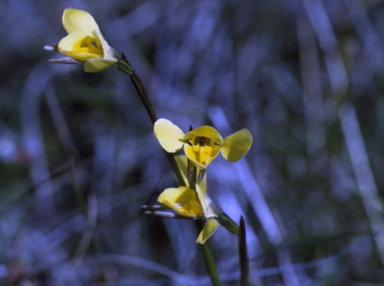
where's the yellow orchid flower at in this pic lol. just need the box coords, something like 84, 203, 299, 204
49, 8, 118, 72
158, 185, 219, 244
157, 156, 220, 244
154, 118, 253, 170
158, 186, 205, 218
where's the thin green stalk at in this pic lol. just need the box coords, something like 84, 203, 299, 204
200, 238, 221, 286
117, 53, 157, 124
116, 53, 185, 186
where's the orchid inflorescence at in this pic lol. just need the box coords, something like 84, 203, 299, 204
152, 119, 252, 243
45, 8, 253, 245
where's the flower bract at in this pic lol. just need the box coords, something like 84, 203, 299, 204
54, 8, 117, 72
154, 118, 253, 170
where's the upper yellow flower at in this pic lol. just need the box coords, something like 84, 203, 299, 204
154, 118, 253, 170
157, 156, 219, 244
56, 8, 118, 72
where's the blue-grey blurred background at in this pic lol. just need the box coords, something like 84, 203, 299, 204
1, 0, 384, 285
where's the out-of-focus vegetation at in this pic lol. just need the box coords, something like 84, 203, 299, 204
1, 0, 384, 285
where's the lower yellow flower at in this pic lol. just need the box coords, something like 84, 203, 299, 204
158, 186, 204, 218
154, 118, 253, 170
158, 184, 219, 244
157, 155, 219, 244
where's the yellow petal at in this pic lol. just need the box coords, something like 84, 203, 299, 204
62, 8, 99, 35
184, 145, 207, 170
58, 32, 103, 61
154, 119, 185, 153
184, 144, 221, 170
221, 129, 253, 162
158, 187, 204, 217
93, 29, 113, 59
85, 58, 117, 72
183, 126, 223, 146
196, 219, 220, 244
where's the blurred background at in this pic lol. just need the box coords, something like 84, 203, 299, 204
1, 0, 384, 285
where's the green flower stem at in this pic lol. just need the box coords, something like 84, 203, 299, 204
116, 53, 185, 186
116, 54, 156, 124
196, 221, 221, 286
201, 241, 221, 286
